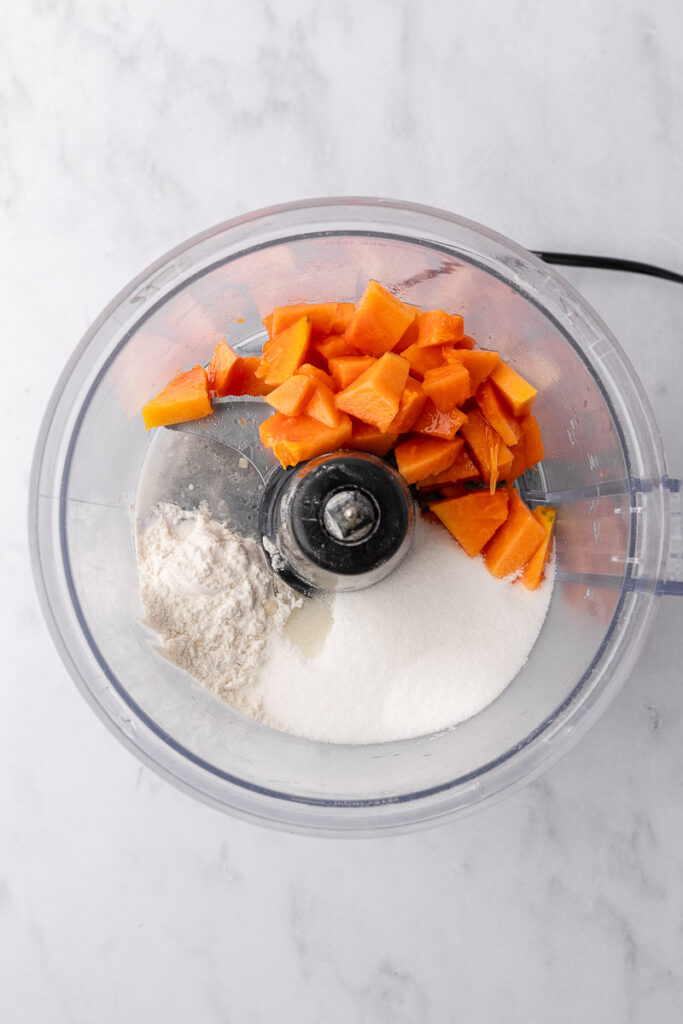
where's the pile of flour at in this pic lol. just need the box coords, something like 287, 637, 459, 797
136, 502, 300, 698
136, 502, 554, 744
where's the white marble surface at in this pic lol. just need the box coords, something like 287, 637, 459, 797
3, 1, 683, 1020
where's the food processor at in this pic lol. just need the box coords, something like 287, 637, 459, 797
29, 198, 682, 835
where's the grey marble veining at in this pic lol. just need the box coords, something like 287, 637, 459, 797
2, 1, 683, 1021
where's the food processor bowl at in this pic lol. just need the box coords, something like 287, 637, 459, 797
29, 198, 682, 835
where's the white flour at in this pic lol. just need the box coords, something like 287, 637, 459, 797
137, 503, 554, 744
136, 503, 300, 697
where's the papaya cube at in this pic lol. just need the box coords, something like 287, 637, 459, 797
483, 491, 547, 578
312, 334, 359, 363
345, 281, 415, 356
142, 366, 212, 429
422, 363, 470, 412
271, 302, 338, 337
394, 436, 462, 485
265, 374, 315, 417
330, 302, 355, 334
257, 316, 312, 386
401, 341, 446, 379
445, 349, 501, 395
519, 506, 556, 590
235, 356, 275, 396
490, 360, 538, 416
411, 399, 467, 440
259, 412, 352, 468
306, 385, 345, 428
519, 413, 544, 465
417, 310, 464, 348
387, 377, 427, 434
475, 379, 522, 447
328, 355, 377, 390
297, 362, 338, 392
429, 490, 510, 557
347, 419, 398, 457
207, 341, 241, 397
460, 409, 514, 488
335, 352, 410, 432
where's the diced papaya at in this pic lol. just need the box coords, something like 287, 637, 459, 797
519, 413, 544, 465
475, 379, 522, 447
445, 349, 501, 395
306, 385, 345, 428
519, 506, 556, 590
312, 334, 359, 363
345, 281, 415, 356
417, 310, 464, 348
207, 341, 241, 397
401, 341, 447, 379
460, 409, 514, 488
142, 366, 212, 429
262, 313, 274, 338
297, 363, 338, 392
330, 302, 355, 334
271, 302, 338, 337
335, 352, 410, 432
483, 490, 548, 578
412, 399, 467, 440
490, 360, 538, 416
259, 412, 352, 468
429, 490, 510, 557
237, 356, 275, 396
456, 334, 476, 350
415, 445, 478, 489
328, 355, 377, 390
502, 439, 530, 484
386, 377, 427, 433
257, 316, 312, 386
264, 374, 315, 417
394, 436, 462, 485
347, 419, 398, 457
393, 306, 420, 353
422, 363, 470, 412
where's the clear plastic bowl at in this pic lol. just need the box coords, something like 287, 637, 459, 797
29, 198, 682, 836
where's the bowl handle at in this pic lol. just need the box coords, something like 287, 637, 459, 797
658, 477, 683, 596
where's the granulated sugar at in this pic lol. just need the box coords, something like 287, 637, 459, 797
230, 515, 554, 743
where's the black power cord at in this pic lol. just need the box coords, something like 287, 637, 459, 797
533, 251, 683, 285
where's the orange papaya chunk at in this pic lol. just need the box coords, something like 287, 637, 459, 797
417, 310, 464, 348
519, 412, 544, 465
456, 333, 476, 350
312, 334, 359, 363
502, 437, 530, 484
142, 366, 212, 429
422, 363, 470, 412
335, 352, 410, 432
262, 313, 274, 338
297, 362, 338, 392
429, 490, 510, 557
271, 302, 337, 337
483, 491, 547, 579
393, 306, 420, 353
235, 356, 275, 396
257, 316, 312, 386
259, 412, 352, 468
394, 436, 462, 485
415, 445, 478, 489
347, 419, 398, 457
445, 349, 501, 395
265, 374, 315, 417
330, 302, 355, 334
411, 399, 467, 440
460, 409, 513, 487
475, 379, 522, 447
207, 341, 241, 397
328, 355, 377, 390
490, 360, 538, 416
344, 281, 415, 356
387, 377, 427, 434
520, 506, 556, 590
306, 384, 345, 428
401, 341, 447, 379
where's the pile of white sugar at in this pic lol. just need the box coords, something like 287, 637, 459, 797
137, 503, 554, 744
